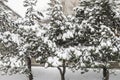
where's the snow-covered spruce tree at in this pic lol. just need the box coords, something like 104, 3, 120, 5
14, 0, 45, 80
37, 0, 83, 80
0, 1, 27, 75
0, 0, 45, 80
44, 1, 68, 80
74, 0, 120, 80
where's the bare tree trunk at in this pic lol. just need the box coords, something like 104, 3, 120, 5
57, 60, 66, 80
26, 57, 33, 80
103, 67, 109, 80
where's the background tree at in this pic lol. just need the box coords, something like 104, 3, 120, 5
0, 0, 27, 75
0, 0, 44, 80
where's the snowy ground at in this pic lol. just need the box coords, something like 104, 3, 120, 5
0, 67, 120, 80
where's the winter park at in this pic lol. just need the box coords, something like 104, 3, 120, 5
0, 0, 120, 80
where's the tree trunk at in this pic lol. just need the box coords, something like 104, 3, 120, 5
26, 57, 33, 80
103, 67, 109, 80
57, 60, 66, 80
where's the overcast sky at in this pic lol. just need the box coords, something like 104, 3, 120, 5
6, 0, 50, 17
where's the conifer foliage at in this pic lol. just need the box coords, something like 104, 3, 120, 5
0, 0, 45, 80
74, 0, 120, 80
0, 0, 120, 80
42, 0, 83, 80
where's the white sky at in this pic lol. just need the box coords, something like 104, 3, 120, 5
6, 0, 50, 17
